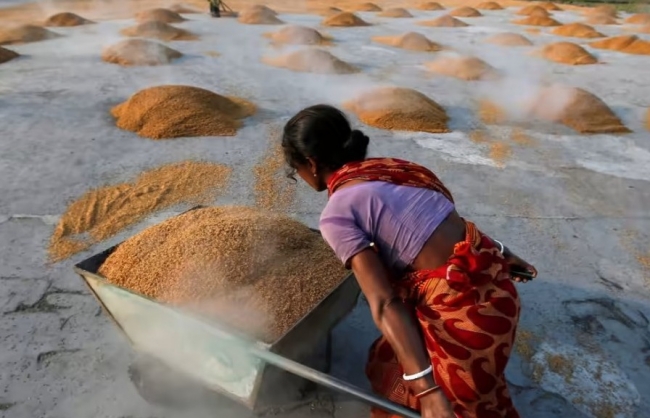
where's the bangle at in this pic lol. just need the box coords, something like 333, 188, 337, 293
403, 365, 433, 381
493, 239, 504, 254
415, 385, 440, 399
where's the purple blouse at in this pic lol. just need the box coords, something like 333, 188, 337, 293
319, 181, 455, 271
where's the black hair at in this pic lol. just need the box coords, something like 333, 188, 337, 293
281, 104, 369, 180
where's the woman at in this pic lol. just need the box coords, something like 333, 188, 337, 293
281, 105, 537, 418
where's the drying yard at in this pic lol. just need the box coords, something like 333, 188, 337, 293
1, 0, 650, 417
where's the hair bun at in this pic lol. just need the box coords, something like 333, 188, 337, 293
343, 129, 370, 161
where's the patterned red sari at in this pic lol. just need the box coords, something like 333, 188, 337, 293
327, 158, 522, 418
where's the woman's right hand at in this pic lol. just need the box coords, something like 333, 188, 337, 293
419, 390, 455, 418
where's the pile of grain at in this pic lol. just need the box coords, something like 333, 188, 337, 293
321, 7, 342, 16
323, 12, 370, 27
343, 87, 449, 133
135, 8, 186, 23
417, 2, 445, 10
583, 4, 617, 17
426, 55, 497, 80
372, 32, 443, 51
450, 6, 482, 17
584, 15, 618, 25
120, 21, 197, 41
536, 42, 597, 65
111, 85, 256, 139
626, 13, 650, 25
169, 3, 200, 13
48, 161, 232, 262
253, 127, 295, 212
516, 5, 550, 16
238, 8, 284, 24
265, 25, 327, 45
551, 23, 603, 38
378, 8, 413, 18
538, 2, 562, 11
98, 206, 346, 343
263, 48, 358, 74
352, 2, 382, 12
484, 32, 533, 46
0, 46, 19, 64
0, 24, 60, 45
247, 4, 278, 15
589, 35, 650, 55
102, 39, 182, 66
635, 25, 650, 34
44, 12, 93, 26
477, 2, 503, 10
646, 108, 650, 131
418, 15, 469, 27
513, 16, 561, 26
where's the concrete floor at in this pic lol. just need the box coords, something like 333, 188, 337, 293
1, 4, 649, 418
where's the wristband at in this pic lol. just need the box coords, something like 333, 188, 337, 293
403, 365, 433, 381
493, 239, 504, 254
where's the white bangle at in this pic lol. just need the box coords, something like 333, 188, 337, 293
403, 365, 433, 381
493, 239, 504, 254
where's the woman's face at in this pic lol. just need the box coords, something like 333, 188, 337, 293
296, 162, 326, 192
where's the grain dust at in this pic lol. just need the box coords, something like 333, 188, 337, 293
516, 5, 550, 17
351, 2, 382, 12
238, 8, 284, 24
168, 4, 201, 14
111, 85, 256, 139
344, 87, 449, 133
135, 8, 186, 23
418, 15, 469, 27
101, 39, 183, 66
48, 161, 232, 262
450, 6, 482, 17
585, 15, 618, 25
0, 24, 60, 45
590, 35, 650, 55
98, 206, 347, 343
417, 2, 445, 10
263, 48, 358, 74
0, 46, 19, 64
323, 12, 370, 27
372, 32, 443, 52
378, 8, 413, 18
44, 12, 93, 27
426, 55, 498, 80
513, 16, 561, 26
536, 42, 597, 65
551, 23, 604, 38
121, 21, 197, 41
484, 32, 532, 46
626, 13, 650, 25
253, 127, 296, 212
476, 2, 503, 10
264, 25, 327, 45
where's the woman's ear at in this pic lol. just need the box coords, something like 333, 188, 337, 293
306, 157, 318, 177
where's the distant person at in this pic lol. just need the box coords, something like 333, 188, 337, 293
209, 0, 220, 17
281, 105, 537, 418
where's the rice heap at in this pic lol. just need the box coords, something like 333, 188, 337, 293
476, 2, 503, 10
626, 13, 650, 25
538, 2, 562, 11
636, 25, 650, 34
98, 206, 347, 343
417, 2, 445, 10
111, 85, 256, 139
135, 8, 186, 23
537, 42, 597, 65
168, 3, 201, 13
585, 15, 618, 25
238, 7, 284, 24
321, 7, 342, 16
418, 15, 469, 27
516, 5, 550, 16
484, 32, 533, 46
352, 2, 382, 12
248, 4, 278, 15
48, 161, 232, 261
426, 55, 497, 80
0, 46, 19, 63
120, 21, 197, 41
343, 87, 449, 133
0, 24, 60, 45
372, 32, 443, 52
646, 108, 650, 131
323, 12, 370, 27
102, 39, 182, 66
513, 16, 561, 26
263, 48, 358, 74
44, 12, 93, 27
378, 8, 413, 18
265, 25, 326, 45
551, 23, 604, 38
589, 35, 650, 55
583, 4, 617, 17
450, 6, 482, 17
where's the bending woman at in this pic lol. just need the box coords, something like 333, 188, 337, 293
281, 105, 537, 418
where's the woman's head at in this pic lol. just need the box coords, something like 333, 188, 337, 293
282, 104, 369, 191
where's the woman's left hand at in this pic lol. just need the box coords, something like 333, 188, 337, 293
503, 249, 537, 283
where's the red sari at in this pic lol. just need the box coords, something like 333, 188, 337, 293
327, 158, 522, 418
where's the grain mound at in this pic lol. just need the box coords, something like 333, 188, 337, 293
48, 161, 231, 262
537, 42, 597, 65
98, 206, 346, 342
372, 32, 443, 51
378, 8, 413, 18
513, 16, 561, 26
343, 87, 449, 133
247, 4, 278, 15
426, 55, 497, 80
636, 25, 650, 34
265, 25, 326, 45
590, 35, 650, 55
450, 6, 482, 17
477, 2, 503, 10
551, 23, 604, 38
626, 13, 650, 25
135, 8, 186, 23
44, 12, 93, 27
321, 6, 342, 15
585, 14, 618, 25
583, 5, 617, 17
102, 39, 182, 66
120, 21, 197, 41
0, 46, 19, 64
323, 12, 370, 27
111, 85, 256, 139
646, 108, 650, 131
168, 3, 201, 13
263, 48, 358, 74
529, 86, 629, 134
538, 2, 562, 11
417, 2, 445, 10
516, 5, 550, 16
484, 32, 533, 46
418, 15, 469, 27
238, 9, 285, 24
0, 24, 60, 45
352, 2, 382, 12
